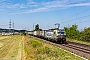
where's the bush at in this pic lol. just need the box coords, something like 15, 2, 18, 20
21, 32, 26, 35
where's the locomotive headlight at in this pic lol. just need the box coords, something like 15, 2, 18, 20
64, 33, 66, 35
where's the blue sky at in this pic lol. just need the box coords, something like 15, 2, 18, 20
0, 0, 90, 30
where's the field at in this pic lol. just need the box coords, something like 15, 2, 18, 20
0, 35, 85, 60
0, 35, 25, 60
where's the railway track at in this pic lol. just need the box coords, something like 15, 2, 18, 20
67, 41, 90, 49
32, 36, 90, 59
62, 44, 90, 54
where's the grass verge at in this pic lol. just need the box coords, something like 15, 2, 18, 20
67, 38, 90, 46
24, 36, 85, 60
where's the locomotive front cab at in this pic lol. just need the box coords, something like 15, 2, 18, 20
57, 29, 66, 43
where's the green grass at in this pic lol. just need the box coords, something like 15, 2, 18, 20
67, 38, 90, 46
35, 46, 59, 58
24, 36, 85, 60
29, 38, 42, 48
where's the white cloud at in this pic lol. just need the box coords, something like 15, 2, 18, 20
68, 3, 90, 7
0, 3, 27, 9
27, 0, 37, 5
42, 0, 67, 8
13, 7, 48, 14
0, 0, 90, 14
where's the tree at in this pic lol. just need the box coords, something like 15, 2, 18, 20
35, 24, 39, 31
80, 27, 90, 41
64, 24, 80, 39
64, 24, 90, 42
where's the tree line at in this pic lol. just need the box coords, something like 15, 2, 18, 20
64, 24, 90, 42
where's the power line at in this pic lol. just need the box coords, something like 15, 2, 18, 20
13, 21, 14, 34
76, 20, 90, 24
9, 19, 11, 33
0, 25, 8, 26
42, 9, 90, 29
64, 20, 90, 27
61, 8, 90, 21
47, 25, 54, 29
61, 14, 90, 23
13, 21, 14, 29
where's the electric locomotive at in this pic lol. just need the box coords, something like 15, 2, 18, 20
45, 28, 66, 43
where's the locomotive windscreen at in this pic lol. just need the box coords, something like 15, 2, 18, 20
58, 29, 66, 35
58, 32, 64, 35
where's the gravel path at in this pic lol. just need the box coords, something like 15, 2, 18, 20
16, 36, 25, 60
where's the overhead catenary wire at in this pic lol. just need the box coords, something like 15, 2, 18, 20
76, 20, 90, 24
64, 20, 90, 27
61, 8, 90, 21
0, 25, 8, 26
47, 25, 53, 29
61, 14, 90, 23
61, 11, 90, 27
45, 14, 90, 29
54, 8, 90, 29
